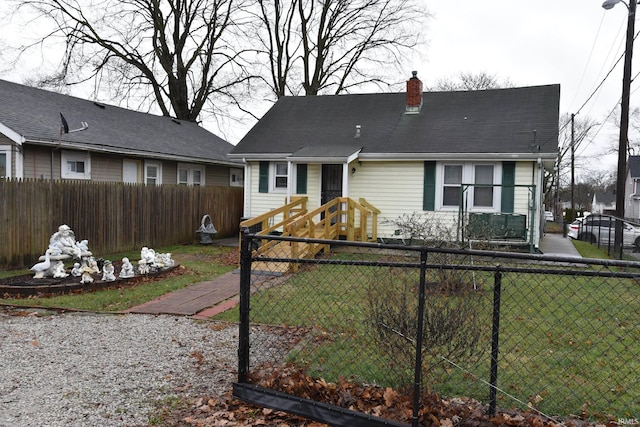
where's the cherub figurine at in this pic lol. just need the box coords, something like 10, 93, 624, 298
101, 260, 116, 282
71, 262, 83, 277
138, 259, 150, 275
141, 247, 156, 266
119, 257, 135, 279
52, 261, 68, 278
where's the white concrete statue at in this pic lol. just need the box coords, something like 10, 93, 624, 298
138, 259, 150, 275
80, 265, 94, 284
140, 247, 156, 266
119, 257, 135, 279
48, 225, 82, 259
101, 260, 116, 282
30, 249, 52, 279
71, 263, 83, 277
156, 253, 175, 268
52, 261, 68, 279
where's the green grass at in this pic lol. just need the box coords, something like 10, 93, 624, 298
571, 239, 612, 259
217, 251, 640, 419
1, 244, 237, 312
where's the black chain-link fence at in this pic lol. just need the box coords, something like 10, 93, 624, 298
233, 232, 640, 426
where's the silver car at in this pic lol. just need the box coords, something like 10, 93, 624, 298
568, 215, 640, 248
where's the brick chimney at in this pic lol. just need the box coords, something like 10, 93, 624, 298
405, 71, 423, 114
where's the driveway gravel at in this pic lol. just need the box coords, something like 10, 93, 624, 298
0, 309, 261, 427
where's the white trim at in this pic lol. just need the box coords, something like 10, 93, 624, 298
61, 150, 91, 180
0, 146, 11, 178
0, 122, 23, 145
144, 160, 162, 185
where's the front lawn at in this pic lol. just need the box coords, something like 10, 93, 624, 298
217, 249, 640, 419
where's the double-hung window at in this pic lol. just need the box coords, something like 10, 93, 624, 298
145, 161, 162, 185
442, 165, 463, 207
473, 165, 494, 207
274, 162, 288, 189
432, 162, 501, 211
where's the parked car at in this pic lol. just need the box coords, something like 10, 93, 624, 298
567, 214, 640, 248
544, 211, 554, 222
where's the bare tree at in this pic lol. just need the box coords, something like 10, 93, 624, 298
14, 0, 254, 122
254, 0, 428, 97
428, 71, 514, 91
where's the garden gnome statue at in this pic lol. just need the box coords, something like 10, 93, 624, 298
119, 257, 135, 279
101, 260, 116, 282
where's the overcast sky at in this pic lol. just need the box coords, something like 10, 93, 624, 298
418, 0, 636, 175
0, 0, 636, 176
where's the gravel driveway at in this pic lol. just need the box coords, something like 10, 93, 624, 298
0, 309, 261, 427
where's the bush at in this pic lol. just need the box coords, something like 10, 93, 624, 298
367, 265, 486, 391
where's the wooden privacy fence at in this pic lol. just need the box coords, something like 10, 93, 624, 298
0, 179, 243, 268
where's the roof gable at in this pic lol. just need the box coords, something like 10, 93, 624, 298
0, 79, 235, 164
231, 84, 560, 159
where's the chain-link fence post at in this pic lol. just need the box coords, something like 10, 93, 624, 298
489, 265, 503, 416
238, 227, 252, 383
411, 248, 428, 427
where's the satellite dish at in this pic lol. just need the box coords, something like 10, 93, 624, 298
59, 112, 88, 134
60, 112, 69, 134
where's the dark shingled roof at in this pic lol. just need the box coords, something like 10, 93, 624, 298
231, 84, 559, 158
629, 156, 640, 178
0, 79, 236, 164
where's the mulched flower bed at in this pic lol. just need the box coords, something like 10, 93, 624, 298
1, 261, 181, 298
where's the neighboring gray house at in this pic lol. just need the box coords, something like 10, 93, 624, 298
0, 79, 243, 187
592, 191, 616, 216
229, 72, 559, 249
625, 156, 640, 220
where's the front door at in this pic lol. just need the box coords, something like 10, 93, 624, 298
321, 164, 343, 222
321, 164, 343, 204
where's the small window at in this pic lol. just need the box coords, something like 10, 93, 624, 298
145, 161, 162, 185
61, 150, 91, 180
274, 162, 288, 188
0, 152, 7, 178
230, 168, 244, 187
178, 168, 189, 185
67, 161, 85, 174
442, 165, 462, 206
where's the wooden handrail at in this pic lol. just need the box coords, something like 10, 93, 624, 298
239, 197, 379, 268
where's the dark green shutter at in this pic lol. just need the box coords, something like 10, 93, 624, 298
501, 161, 515, 213
258, 161, 269, 193
423, 161, 436, 211
296, 164, 307, 194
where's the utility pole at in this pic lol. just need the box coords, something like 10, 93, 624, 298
571, 113, 575, 217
